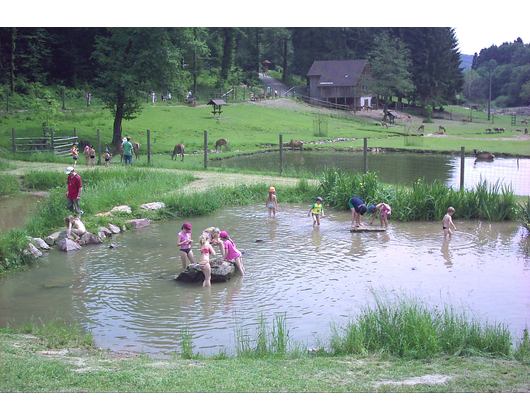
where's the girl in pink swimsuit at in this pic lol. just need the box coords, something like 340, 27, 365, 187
177, 222, 195, 271
368, 203, 392, 228
198, 234, 216, 287
219, 231, 245, 275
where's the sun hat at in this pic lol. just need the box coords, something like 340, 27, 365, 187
182, 222, 192, 231
220, 231, 228, 238
269, 187, 275, 192
65, 166, 74, 174
368, 205, 375, 213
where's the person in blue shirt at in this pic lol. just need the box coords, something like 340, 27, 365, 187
349, 196, 367, 228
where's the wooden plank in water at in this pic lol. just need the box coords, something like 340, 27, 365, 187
350, 225, 387, 232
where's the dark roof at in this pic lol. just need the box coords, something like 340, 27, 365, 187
307, 60, 367, 87
207, 99, 227, 106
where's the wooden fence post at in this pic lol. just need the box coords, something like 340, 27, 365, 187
204, 130, 208, 169
62, 88, 66, 110
12, 128, 15, 154
6, 91, 9, 112
50, 128, 55, 152
363, 138, 368, 174
147, 130, 151, 164
460, 146, 465, 190
279, 134, 283, 176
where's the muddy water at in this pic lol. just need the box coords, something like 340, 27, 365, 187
209, 152, 530, 195
0, 193, 47, 232
1, 203, 528, 357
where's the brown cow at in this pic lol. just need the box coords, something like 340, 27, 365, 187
287, 139, 304, 151
462, 117, 469, 124
439, 125, 446, 133
108, 141, 140, 162
172, 143, 185, 161
417, 124, 425, 132
215, 138, 229, 152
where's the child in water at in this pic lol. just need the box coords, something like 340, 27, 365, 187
266, 186, 278, 217
219, 231, 245, 275
202, 227, 220, 245
198, 234, 216, 287
177, 222, 195, 271
308, 197, 325, 226
368, 203, 392, 228
442, 206, 457, 239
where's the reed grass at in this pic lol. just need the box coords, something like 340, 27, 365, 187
0, 173, 19, 196
329, 289, 513, 359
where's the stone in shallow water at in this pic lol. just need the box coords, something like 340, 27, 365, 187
173, 258, 237, 283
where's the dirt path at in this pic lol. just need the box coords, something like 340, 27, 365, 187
2, 160, 315, 193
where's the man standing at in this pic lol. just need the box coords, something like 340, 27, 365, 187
66, 166, 83, 218
122, 137, 133, 166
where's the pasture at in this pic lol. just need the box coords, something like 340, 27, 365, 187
1, 98, 529, 167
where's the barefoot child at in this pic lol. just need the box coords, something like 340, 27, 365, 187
177, 222, 195, 271
198, 234, 216, 287
64, 215, 86, 242
368, 203, 392, 228
308, 197, 325, 226
89, 145, 96, 168
103, 149, 111, 168
83, 145, 90, 166
70, 143, 78, 166
266, 186, 278, 217
442, 206, 457, 239
219, 231, 245, 275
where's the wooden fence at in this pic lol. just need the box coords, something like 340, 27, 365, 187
11, 128, 78, 156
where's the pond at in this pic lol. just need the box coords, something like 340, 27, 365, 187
0, 193, 49, 233
1, 204, 528, 357
209, 151, 530, 196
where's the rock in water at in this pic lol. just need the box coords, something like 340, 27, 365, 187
173, 258, 237, 283
57, 238, 82, 252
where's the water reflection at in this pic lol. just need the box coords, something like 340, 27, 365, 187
209, 151, 530, 195
0, 204, 528, 357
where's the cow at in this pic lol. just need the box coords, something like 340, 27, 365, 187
287, 139, 304, 151
215, 138, 229, 152
107, 141, 140, 162
439, 125, 446, 133
171, 143, 185, 161
462, 117, 469, 124
417, 124, 425, 132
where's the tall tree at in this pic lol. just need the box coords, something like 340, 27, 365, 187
367, 31, 413, 118
92, 28, 188, 145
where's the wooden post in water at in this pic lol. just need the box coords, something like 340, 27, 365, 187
279, 134, 283, 176
363, 137, 368, 174
147, 130, 151, 164
97, 129, 101, 165
204, 130, 208, 169
460, 146, 465, 190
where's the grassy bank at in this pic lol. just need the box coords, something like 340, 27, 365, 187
1, 290, 529, 393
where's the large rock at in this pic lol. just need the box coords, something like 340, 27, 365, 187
108, 223, 121, 234
57, 238, 82, 252
173, 258, 237, 283
125, 218, 150, 229
33, 237, 51, 250
27, 243, 43, 258
98, 226, 113, 238
111, 205, 132, 213
78, 232, 103, 245
140, 202, 165, 211
45, 231, 61, 246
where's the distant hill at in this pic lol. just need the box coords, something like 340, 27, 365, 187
461, 54, 473, 71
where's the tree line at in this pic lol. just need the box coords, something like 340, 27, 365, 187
1, 27, 526, 144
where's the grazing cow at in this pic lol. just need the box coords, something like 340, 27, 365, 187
486, 128, 492, 134
417, 124, 425, 132
215, 138, 229, 152
498, 127, 504, 133
438, 125, 446, 133
473, 149, 495, 162
287, 139, 304, 151
493, 127, 500, 133
172, 143, 185, 161
462, 117, 469, 124
521, 119, 528, 126
381, 121, 388, 129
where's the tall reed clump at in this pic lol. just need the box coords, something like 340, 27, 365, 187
329, 289, 512, 359
0, 174, 20, 196
234, 312, 291, 358
317, 168, 517, 222
518, 199, 530, 233
0, 228, 35, 273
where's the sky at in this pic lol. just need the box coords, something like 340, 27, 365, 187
3, 2, 530, 58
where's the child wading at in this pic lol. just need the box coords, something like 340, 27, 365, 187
266, 186, 278, 217
442, 206, 457, 239
177, 222, 195, 271
198, 234, 216, 287
368, 203, 392, 228
219, 231, 245, 275
308, 197, 325, 226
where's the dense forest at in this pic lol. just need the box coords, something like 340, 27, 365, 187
1, 27, 529, 142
